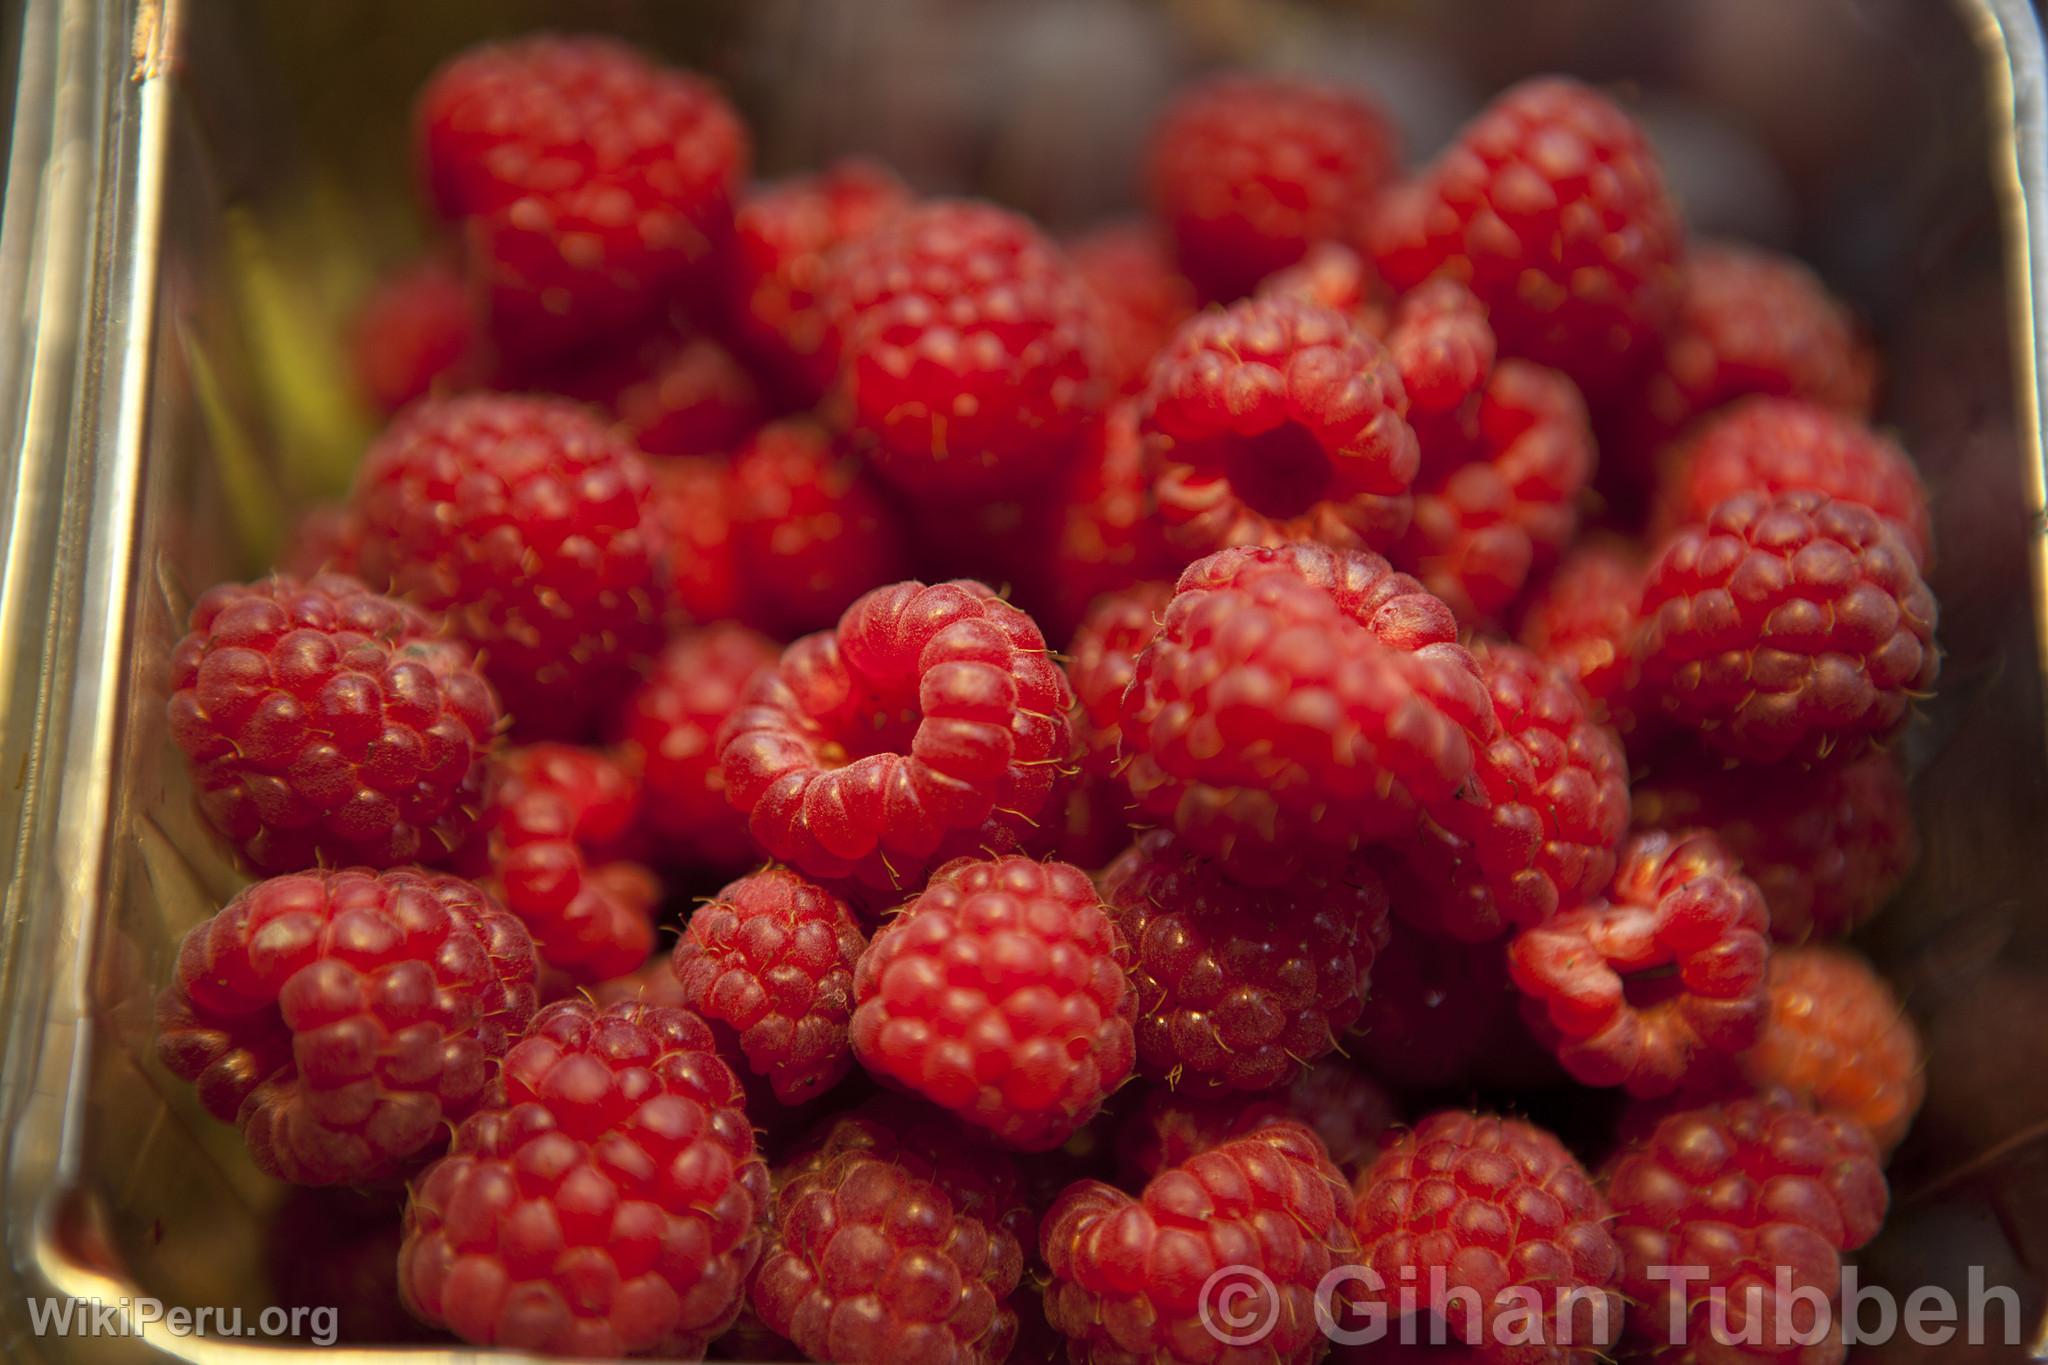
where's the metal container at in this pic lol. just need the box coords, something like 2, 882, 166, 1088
1, 0, 2045, 1359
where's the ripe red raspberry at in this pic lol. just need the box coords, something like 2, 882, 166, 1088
1104, 829, 1391, 1092
1069, 220, 1197, 394
729, 159, 910, 401
1737, 945, 1925, 1154
352, 394, 665, 740
1141, 295, 1420, 556
752, 1103, 1032, 1365
1044, 402, 1180, 639
1043, 1122, 1359, 1365
851, 855, 1134, 1150
646, 456, 740, 628
728, 421, 910, 636
1395, 642, 1629, 943
1634, 489, 1938, 766
155, 867, 538, 1185
1384, 278, 1498, 419
1145, 73, 1399, 301
1258, 241, 1383, 320
1370, 78, 1682, 396
399, 999, 768, 1357
455, 743, 657, 983
166, 573, 498, 875
1066, 578, 1172, 778
823, 199, 1105, 498
671, 867, 867, 1107
349, 258, 480, 415
1400, 362, 1595, 629
1609, 243, 1876, 479
1509, 829, 1771, 1097
1515, 537, 1644, 726
1653, 398, 1931, 566
1119, 1061, 1401, 1183
545, 324, 763, 459
1601, 1097, 1887, 1363
1119, 543, 1493, 885
1353, 1112, 1622, 1362
719, 580, 1075, 892
418, 36, 747, 363
1349, 924, 1539, 1092
1631, 750, 1916, 942
612, 624, 777, 873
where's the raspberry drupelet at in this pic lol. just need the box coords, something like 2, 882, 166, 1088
348, 257, 480, 415
1653, 397, 1931, 567
1044, 402, 1181, 641
850, 855, 1135, 1151
1352, 1111, 1622, 1363
398, 999, 768, 1358
1631, 749, 1916, 942
166, 573, 499, 875
718, 580, 1076, 893
1145, 73, 1399, 301
1068, 220, 1198, 395
1042, 1121, 1360, 1365
1383, 278, 1498, 420
418, 35, 748, 364
671, 867, 867, 1108
1370, 77, 1683, 397
1509, 829, 1771, 1097
1118, 1060, 1401, 1183
1140, 295, 1420, 556
352, 394, 666, 741
751, 1103, 1033, 1365
155, 867, 538, 1186
1118, 542, 1494, 886
1065, 578, 1172, 780
728, 158, 910, 401
1395, 641, 1629, 944
1103, 829, 1391, 1093
1514, 536, 1644, 727
1258, 240, 1383, 319
1601, 1096, 1887, 1364
454, 743, 658, 984
822, 199, 1105, 499
1633, 489, 1938, 767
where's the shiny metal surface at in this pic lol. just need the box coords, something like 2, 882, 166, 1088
0, 1, 2043, 1360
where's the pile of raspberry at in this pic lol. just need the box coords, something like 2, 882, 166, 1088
160, 33, 1936, 1364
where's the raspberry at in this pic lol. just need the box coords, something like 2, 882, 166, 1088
1069, 220, 1197, 394
671, 867, 868, 1107
719, 580, 1075, 892
1601, 1097, 1887, 1362
352, 394, 665, 740
851, 855, 1134, 1150
155, 867, 538, 1185
546, 324, 764, 458
728, 421, 910, 637
418, 35, 747, 363
823, 199, 1105, 498
1258, 241, 1383, 319
1043, 1122, 1359, 1364
348, 258, 480, 415
1349, 924, 1531, 1092
1633, 489, 1938, 766
729, 159, 910, 401
1119, 543, 1493, 885
1395, 357, 1595, 626
1653, 398, 1931, 566
1044, 402, 1180, 640
1370, 77, 1682, 396
165, 573, 498, 875
1631, 750, 1916, 942
1145, 74, 1399, 301
1610, 243, 1876, 478
1737, 945, 1925, 1154
1394, 642, 1628, 944
752, 1103, 1032, 1365
612, 624, 778, 873
1104, 828, 1391, 1092
398, 999, 768, 1357
1384, 278, 1498, 420
1141, 295, 1420, 556
1514, 537, 1644, 725
455, 743, 658, 983
647, 456, 741, 628
1118, 1061, 1401, 1183
1509, 829, 1771, 1097
283, 503, 367, 580
1352, 1112, 1622, 1362
1066, 578, 1172, 780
